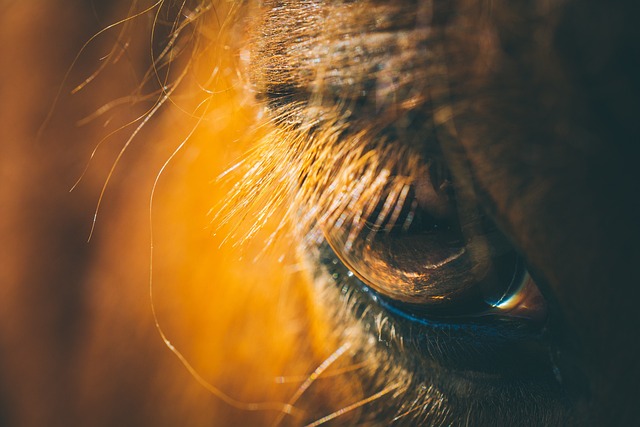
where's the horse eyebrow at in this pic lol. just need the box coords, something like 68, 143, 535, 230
246, 1, 433, 128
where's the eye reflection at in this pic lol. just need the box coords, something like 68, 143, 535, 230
323, 164, 547, 322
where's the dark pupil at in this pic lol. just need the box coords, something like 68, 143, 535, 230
325, 161, 524, 319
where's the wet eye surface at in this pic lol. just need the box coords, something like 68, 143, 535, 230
322, 164, 547, 322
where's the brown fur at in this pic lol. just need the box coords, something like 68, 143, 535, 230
2, 0, 639, 426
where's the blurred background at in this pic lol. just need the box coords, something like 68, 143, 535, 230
0, 1, 348, 425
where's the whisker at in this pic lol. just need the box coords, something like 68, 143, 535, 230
392, 402, 424, 422
275, 360, 369, 384
71, 1, 139, 95
37, 0, 164, 140
303, 383, 401, 427
272, 342, 352, 427
75, 92, 159, 126
70, 101, 164, 193
87, 79, 176, 241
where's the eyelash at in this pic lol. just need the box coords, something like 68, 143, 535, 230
213, 113, 429, 249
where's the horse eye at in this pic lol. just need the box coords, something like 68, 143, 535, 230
323, 159, 547, 323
